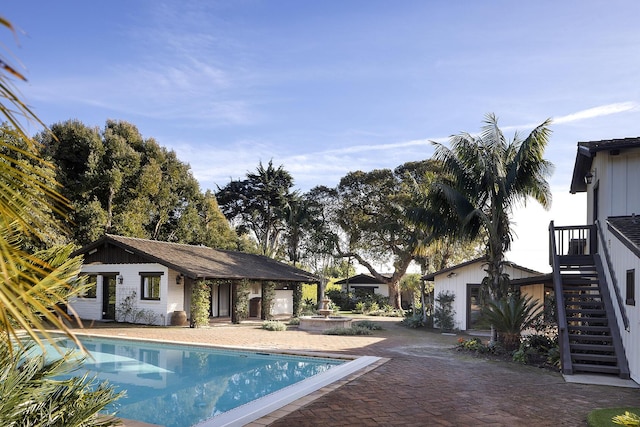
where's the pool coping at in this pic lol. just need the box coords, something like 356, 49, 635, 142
54, 331, 387, 427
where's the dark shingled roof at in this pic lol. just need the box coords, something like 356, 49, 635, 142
608, 216, 640, 258
74, 234, 319, 283
422, 256, 542, 281
570, 137, 640, 193
334, 273, 391, 285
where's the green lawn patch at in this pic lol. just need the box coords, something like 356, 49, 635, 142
587, 408, 640, 427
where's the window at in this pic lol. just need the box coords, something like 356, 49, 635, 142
83, 275, 97, 298
141, 273, 162, 300
626, 269, 635, 306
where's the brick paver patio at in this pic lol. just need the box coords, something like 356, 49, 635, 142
71, 317, 639, 426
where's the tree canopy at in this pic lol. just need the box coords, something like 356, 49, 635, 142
38, 119, 238, 249
308, 160, 446, 308
217, 160, 295, 257
429, 113, 553, 301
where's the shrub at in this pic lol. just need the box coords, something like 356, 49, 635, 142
353, 320, 383, 330
401, 313, 425, 328
323, 326, 372, 336
612, 411, 640, 426
483, 294, 543, 351
234, 279, 251, 322
288, 317, 300, 325
353, 301, 366, 314
587, 408, 640, 427
262, 281, 276, 320
325, 289, 354, 311
434, 291, 456, 331
261, 320, 287, 331
191, 280, 211, 328
457, 337, 505, 355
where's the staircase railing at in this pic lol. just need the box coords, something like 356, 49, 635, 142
593, 255, 631, 379
549, 221, 573, 375
595, 219, 629, 330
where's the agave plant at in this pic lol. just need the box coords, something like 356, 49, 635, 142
483, 294, 542, 351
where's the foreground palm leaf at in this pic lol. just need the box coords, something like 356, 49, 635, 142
0, 16, 84, 352
0, 336, 124, 426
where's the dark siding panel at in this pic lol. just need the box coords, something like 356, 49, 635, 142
83, 243, 152, 264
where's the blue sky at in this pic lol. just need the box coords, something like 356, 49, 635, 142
4, 1, 640, 271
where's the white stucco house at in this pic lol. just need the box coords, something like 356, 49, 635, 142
334, 274, 390, 297
423, 257, 550, 331
548, 136, 640, 381
69, 234, 317, 325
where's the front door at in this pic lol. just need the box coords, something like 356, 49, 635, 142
218, 282, 230, 317
102, 274, 117, 320
467, 284, 483, 330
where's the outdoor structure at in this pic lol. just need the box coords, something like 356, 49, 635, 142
69, 234, 317, 325
334, 273, 390, 297
423, 258, 550, 331
548, 137, 640, 381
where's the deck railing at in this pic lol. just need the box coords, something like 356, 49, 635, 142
549, 223, 597, 259
548, 221, 573, 375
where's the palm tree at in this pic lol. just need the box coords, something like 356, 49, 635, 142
430, 114, 553, 301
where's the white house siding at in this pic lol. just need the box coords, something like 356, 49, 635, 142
433, 262, 485, 331
341, 283, 390, 297
272, 290, 293, 315
433, 261, 544, 331
603, 229, 640, 383
69, 263, 182, 326
589, 151, 640, 222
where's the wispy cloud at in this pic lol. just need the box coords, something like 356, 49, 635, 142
554, 102, 640, 124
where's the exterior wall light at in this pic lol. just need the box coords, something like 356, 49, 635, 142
585, 171, 594, 185
117, 275, 123, 284
176, 274, 184, 285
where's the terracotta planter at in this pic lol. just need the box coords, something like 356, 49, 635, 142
171, 310, 187, 326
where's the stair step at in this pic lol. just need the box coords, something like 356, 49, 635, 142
569, 334, 612, 343
559, 255, 595, 265
562, 273, 598, 279
563, 280, 599, 285
570, 343, 615, 352
565, 301, 604, 308
566, 308, 606, 315
563, 294, 603, 307
572, 363, 620, 375
563, 287, 601, 293
571, 353, 618, 363
561, 266, 597, 272
567, 325, 611, 333
567, 318, 608, 325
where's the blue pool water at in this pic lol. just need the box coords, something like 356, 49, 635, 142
51, 336, 344, 427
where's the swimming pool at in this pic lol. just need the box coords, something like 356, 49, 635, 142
49, 335, 378, 427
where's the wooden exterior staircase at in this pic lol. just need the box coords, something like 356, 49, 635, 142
549, 223, 630, 379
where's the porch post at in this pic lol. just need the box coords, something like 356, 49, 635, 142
231, 280, 238, 324
260, 281, 266, 320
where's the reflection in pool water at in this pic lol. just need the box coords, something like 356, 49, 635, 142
51, 336, 343, 427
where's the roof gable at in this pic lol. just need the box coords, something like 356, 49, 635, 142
334, 273, 390, 285
422, 257, 542, 281
570, 137, 640, 193
74, 234, 318, 283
